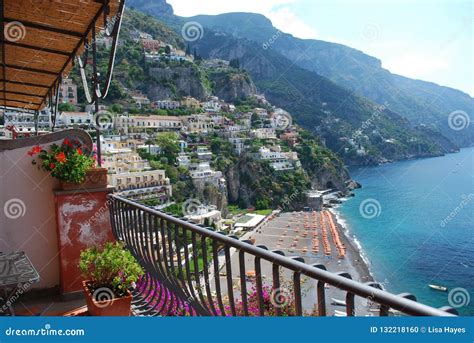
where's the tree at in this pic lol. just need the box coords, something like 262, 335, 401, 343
58, 102, 76, 112
165, 45, 171, 55
110, 103, 123, 114
155, 132, 179, 162
230, 58, 240, 69
185, 44, 191, 56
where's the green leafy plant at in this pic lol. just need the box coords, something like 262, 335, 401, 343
79, 242, 144, 297
29, 139, 95, 183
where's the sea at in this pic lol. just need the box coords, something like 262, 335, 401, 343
336, 147, 474, 315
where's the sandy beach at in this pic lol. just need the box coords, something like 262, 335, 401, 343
216, 210, 377, 316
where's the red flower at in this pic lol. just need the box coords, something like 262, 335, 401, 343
27, 145, 42, 156
76, 148, 83, 155
63, 139, 72, 147
49, 163, 56, 170
56, 152, 67, 164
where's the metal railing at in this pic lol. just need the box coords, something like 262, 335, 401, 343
108, 194, 457, 317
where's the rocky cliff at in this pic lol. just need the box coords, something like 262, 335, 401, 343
148, 64, 210, 100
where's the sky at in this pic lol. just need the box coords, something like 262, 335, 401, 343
168, 0, 473, 96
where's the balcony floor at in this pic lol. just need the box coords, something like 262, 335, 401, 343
12, 295, 86, 316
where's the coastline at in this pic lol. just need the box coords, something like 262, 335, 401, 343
329, 208, 375, 284
235, 210, 378, 315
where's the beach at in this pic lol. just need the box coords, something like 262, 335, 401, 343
219, 210, 377, 316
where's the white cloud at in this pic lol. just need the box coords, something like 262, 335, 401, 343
167, 0, 296, 17
383, 52, 450, 80
168, 0, 317, 39
266, 8, 318, 39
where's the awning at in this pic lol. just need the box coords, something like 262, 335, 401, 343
0, 0, 122, 111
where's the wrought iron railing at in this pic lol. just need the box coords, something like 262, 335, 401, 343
108, 194, 457, 317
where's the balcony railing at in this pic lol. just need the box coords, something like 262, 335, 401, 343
108, 194, 457, 317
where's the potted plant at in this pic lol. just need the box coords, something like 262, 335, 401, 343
79, 242, 144, 316
28, 138, 108, 190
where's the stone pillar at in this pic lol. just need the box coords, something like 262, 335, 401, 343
54, 187, 115, 299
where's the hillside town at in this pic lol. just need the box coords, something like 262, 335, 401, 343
0, 27, 345, 238
0, 79, 326, 236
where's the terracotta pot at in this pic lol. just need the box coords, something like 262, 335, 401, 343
82, 281, 132, 316
60, 168, 108, 191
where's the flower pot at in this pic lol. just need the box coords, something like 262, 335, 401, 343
82, 281, 132, 316
60, 168, 108, 191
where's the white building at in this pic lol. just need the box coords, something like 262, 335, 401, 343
3, 110, 52, 138
189, 162, 225, 190
196, 147, 212, 161
251, 128, 277, 140
254, 108, 269, 118
131, 92, 151, 108
152, 100, 180, 110
177, 154, 191, 168
110, 170, 171, 195
186, 206, 223, 229
183, 115, 214, 133
203, 98, 222, 113
116, 115, 183, 133
59, 111, 93, 127
258, 147, 296, 171
228, 137, 249, 155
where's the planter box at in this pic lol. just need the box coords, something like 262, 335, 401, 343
82, 281, 132, 316
60, 168, 108, 191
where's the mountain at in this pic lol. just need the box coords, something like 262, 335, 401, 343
124, 0, 461, 165
190, 30, 447, 164
187, 12, 474, 148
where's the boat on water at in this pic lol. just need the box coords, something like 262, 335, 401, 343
331, 298, 346, 306
334, 310, 347, 317
428, 284, 448, 292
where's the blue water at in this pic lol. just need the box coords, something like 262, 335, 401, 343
338, 147, 474, 315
